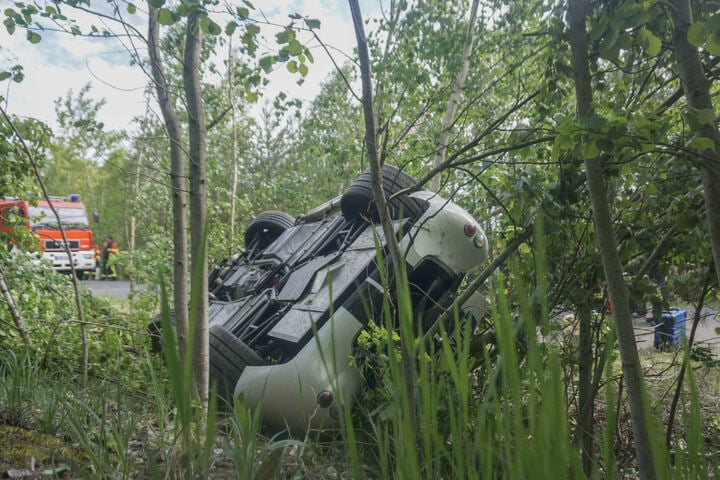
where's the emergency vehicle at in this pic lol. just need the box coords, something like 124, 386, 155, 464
0, 195, 97, 277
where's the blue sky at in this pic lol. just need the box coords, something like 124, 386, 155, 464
0, 0, 379, 132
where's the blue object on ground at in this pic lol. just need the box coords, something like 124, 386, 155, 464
653, 309, 686, 349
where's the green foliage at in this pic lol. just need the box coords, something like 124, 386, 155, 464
2, 0, 720, 475
0, 255, 151, 382
0, 114, 50, 197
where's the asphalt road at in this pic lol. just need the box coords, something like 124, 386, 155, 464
81, 279, 143, 299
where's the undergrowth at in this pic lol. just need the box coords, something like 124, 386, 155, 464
0, 261, 719, 478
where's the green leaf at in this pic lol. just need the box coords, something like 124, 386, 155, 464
287, 39, 303, 55
248, 74, 261, 86
245, 91, 258, 102
157, 8, 174, 25
246, 23, 260, 36
0, 71, 10, 81
225, 21, 237, 35
688, 21, 706, 46
150, 0, 165, 7
276, 30, 290, 44
236, 7, 249, 19
26, 30, 40, 43
286, 60, 298, 73
200, 18, 221, 35
127, 3, 136, 14
689, 136, 716, 152
298, 63, 308, 77
582, 114, 607, 131
706, 32, 720, 56
259, 56, 273, 73
581, 140, 600, 159
638, 28, 661, 56
599, 27, 619, 51
199, 17, 210, 33
646, 183, 658, 195
4, 18, 16, 35
305, 18, 320, 29
706, 13, 720, 33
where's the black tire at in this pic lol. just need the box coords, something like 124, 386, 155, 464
244, 210, 295, 250
340, 164, 427, 221
148, 310, 175, 354
209, 325, 266, 399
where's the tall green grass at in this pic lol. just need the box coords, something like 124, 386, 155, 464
1, 230, 719, 478
329, 227, 717, 479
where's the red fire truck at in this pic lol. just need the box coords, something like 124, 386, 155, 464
0, 195, 97, 277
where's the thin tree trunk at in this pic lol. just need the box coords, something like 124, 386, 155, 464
349, 0, 418, 446
147, 4, 189, 365
576, 300, 594, 475
373, 0, 402, 168
567, 1, 658, 478
0, 265, 31, 345
184, 10, 209, 407
228, 36, 239, 255
670, 0, 720, 289
430, 0, 479, 192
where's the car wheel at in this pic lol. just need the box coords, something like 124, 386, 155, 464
209, 325, 266, 399
340, 164, 426, 221
244, 210, 295, 250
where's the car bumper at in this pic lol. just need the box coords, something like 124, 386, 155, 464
43, 251, 96, 272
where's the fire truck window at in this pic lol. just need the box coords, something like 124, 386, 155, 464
1, 207, 25, 226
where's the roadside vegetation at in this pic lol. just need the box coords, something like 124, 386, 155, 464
0, 253, 718, 478
2, 0, 720, 477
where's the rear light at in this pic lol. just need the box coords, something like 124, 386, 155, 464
317, 390, 333, 408
463, 223, 476, 236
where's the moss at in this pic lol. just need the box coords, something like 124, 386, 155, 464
0, 425, 86, 469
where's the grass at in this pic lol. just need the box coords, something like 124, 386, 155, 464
0, 271, 719, 478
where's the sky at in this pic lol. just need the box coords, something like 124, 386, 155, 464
0, 0, 378, 133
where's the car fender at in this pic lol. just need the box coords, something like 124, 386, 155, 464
235, 306, 364, 434
401, 191, 488, 274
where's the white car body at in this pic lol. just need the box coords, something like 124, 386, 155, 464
233, 192, 489, 433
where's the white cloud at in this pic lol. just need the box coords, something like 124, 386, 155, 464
0, 0, 378, 132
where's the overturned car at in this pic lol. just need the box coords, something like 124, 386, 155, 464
152, 165, 489, 434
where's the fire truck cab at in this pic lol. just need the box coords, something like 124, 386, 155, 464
0, 195, 97, 277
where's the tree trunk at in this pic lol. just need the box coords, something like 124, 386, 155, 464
431, 0, 479, 192
576, 300, 594, 475
184, 11, 209, 407
567, 1, 658, 478
670, 0, 720, 288
147, 4, 189, 365
228, 37, 239, 255
349, 0, 419, 446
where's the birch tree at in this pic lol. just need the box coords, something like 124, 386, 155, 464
567, 1, 658, 477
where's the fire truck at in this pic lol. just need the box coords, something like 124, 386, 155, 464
0, 195, 97, 277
